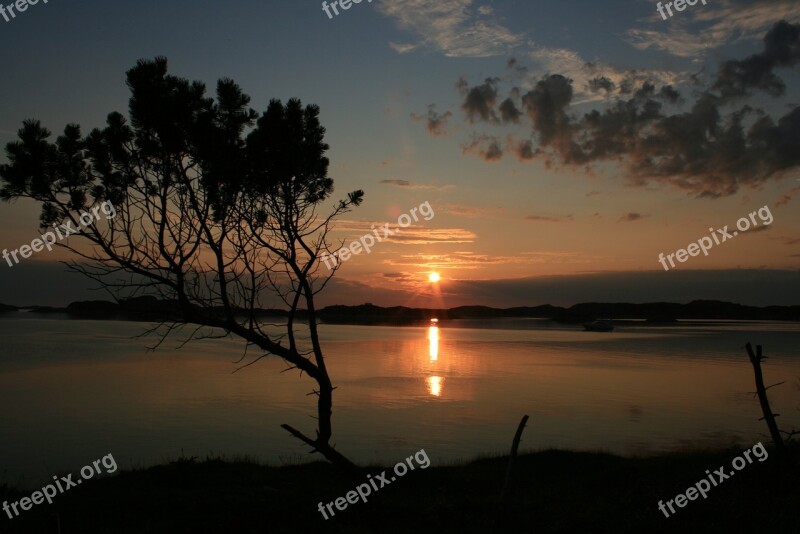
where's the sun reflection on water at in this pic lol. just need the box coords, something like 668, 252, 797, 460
428, 325, 439, 361
427, 325, 443, 396
426, 376, 444, 397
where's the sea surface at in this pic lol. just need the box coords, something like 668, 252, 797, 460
1, 314, 799, 485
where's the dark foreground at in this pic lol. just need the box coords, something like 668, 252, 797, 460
2, 446, 798, 533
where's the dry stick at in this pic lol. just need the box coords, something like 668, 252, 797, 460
745, 343, 786, 456
502, 414, 530, 501
280, 423, 361, 480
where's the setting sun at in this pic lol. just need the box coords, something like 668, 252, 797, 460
428, 272, 440, 283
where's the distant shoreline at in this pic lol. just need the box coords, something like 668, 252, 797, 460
1, 298, 798, 324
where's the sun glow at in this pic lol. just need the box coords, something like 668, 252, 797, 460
428, 272, 440, 283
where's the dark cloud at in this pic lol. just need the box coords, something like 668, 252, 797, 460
658, 85, 681, 104
498, 97, 522, 123
459, 77, 500, 123
588, 76, 615, 94
383, 272, 412, 280
380, 179, 411, 186
461, 134, 503, 161
713, 20, 800, 99
453, 21, 800, 198
506, 57, 527, 74
410, 104, 453, 136
619, 213, 646, 222
521, 74, 574, 147
512, 139, 535, 161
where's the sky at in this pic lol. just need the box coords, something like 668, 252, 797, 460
0, 0, 798, 307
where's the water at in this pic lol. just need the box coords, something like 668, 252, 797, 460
1, 314, 798, 485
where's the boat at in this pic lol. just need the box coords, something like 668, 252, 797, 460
583, 320, 613, 332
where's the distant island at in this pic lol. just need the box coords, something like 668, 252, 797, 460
0, 298, 798, 324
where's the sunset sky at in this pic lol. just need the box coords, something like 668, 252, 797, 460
0, 0, 798, 307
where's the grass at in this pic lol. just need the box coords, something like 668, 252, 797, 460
1, 445, 798, 533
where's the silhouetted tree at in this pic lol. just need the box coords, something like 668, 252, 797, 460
0, 57, 363, 471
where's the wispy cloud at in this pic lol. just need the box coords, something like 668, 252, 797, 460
441, 204, 506, 218
379, 179, 455, 191
625, 0, 800, 59
331, 220, 475, 245
769, 235, 800, 246
776, 186, 800, 206
385, 251, 525, 269
378, 0, 523, 57
384, 250, 604, 270
390, 227, 477, 245
524, 214, 574, 223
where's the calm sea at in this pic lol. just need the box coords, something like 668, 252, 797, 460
1, 314, 799, 485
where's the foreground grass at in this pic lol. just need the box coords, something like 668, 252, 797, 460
1, 445, 798, 533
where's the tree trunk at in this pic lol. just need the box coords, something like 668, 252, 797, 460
745, 343, 786, 457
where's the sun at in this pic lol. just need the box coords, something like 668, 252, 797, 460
428, 272, 441, 283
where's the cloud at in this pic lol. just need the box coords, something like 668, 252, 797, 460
498, 97, 522, 123
380, 179, 411, 187
410, 104, 453, 136
524, 214, 573, 223
507, 57, 528, 75
379, 179, 455, 191
460, 134, 503, 161
742, 224, 772, 234
378, 0, 523, 57
385, 251, 528, 269
776, 186, 800, 206
441, 204, 505, 218
389, 227, 477, 245
626, 0, 800, 59
619, 213, 647, 222
330, 220, 476, 246
510, 138, 535, 161
450, 22, 800, 198
383, 272, 412, 279
713, 20, 800, 99
521, 74, 575, 148
526, 46, 683, 104
459, 77, 500, 123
